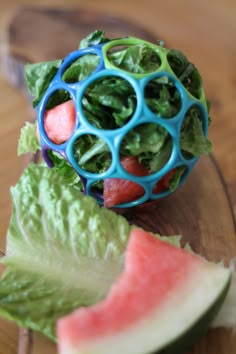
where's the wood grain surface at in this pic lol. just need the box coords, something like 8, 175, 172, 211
0, 1, 236, 354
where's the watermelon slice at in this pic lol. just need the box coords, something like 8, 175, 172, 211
57, 228, 231, 354
42, 99, 76, 145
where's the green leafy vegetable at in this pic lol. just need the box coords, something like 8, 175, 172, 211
47, 151, 83, 190
149, 139, 173, 172
180, 106, 212, 158
0, 164, 181, 340
79, 30, 109, 49
18, 122, 40, 156
120, 123, 171, 171
167, 49, 202, 98
145, 76, 181, 118
121, 123, 169, 156
45, 89, 71, 110
25, 60, 62, 108
108, 44, 161, 73
62, 54, 100, 83
82, 76, 136, 128
73, 135, 111, 174
0, 164, 130, 340
169, 166, 186, 191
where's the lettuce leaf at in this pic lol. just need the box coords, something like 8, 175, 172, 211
121, 123, 169, 156
144, 76, 181, 118
180, 106, 212, 158
108, 43, 161, 73
25, 60, 62, 108
62, 54, 100, 83
17, 122, 40, 156
79, 30, 109, 49
167, 49, 202, 98
82, 76, 136, 128
0, 164, 130, 340
46, 151, 83, 190
73, 135, 111, 174
0, 164, 181, 340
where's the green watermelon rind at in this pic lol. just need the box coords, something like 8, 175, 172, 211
58, 269, 231, 354
57, 228, 232, 354
150, 274, 231, 354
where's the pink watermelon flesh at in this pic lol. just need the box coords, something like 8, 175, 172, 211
57, 229, 230, 354
43, 100, 76, 145
103, 156, 149, 207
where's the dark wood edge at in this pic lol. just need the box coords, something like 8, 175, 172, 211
209, 154, 236, 233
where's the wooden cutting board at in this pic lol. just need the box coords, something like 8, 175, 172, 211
1, 7, 236, 354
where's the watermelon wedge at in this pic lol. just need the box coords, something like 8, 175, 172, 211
42, 99, 76, 145
57, 228, 231, 354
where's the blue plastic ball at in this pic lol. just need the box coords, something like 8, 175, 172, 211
37, 36, 209, 208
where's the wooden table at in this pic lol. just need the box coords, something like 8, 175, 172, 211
0, 1, 236, 353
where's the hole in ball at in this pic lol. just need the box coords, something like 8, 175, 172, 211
41, 90, 76, 145
73, 134, 112, 174
120, 123, 173, 176
144, 75, 181, 118
82, 75, 137, 130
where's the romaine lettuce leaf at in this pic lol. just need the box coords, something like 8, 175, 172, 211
180, 106, 212, 158
167, 49, 202, 98
82, 76, 136, 128
108, 43, 161, 73
79, 30, 109, 49
0, 164, 131, 340
144, 76, 181, 118
0, 164, 181, 341
73, 135, 111, 174
121, 123, 169, 156
62, 54, 100, 83
17, 124, 84, 191
169, 166, 186, 192
25, 60, 62, 108
17, 122, 40, 156
47, 151, 83, 190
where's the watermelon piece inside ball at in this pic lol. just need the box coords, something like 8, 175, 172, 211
103, 156, 149, 207
42, 100, 76, 145
57, 228, 230, 354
